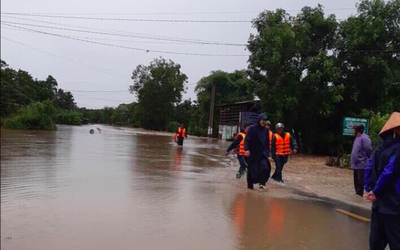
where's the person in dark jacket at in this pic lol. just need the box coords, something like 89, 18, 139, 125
271, 123, 298, 183
226, 124, 250, 179
244, 113, 271, 190
364, 112, 400, 250
351, 124, 373, 196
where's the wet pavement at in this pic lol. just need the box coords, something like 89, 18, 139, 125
1, 125, 370, 250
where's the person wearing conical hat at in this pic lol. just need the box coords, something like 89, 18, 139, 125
364, 112, 400, 250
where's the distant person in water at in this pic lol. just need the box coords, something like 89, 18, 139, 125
97, 128, 102, 134
90, 129, 95, 134
174, 124, 187, 146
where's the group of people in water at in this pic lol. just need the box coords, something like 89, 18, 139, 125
226, 113, 298, 189
226, 112, 400, 250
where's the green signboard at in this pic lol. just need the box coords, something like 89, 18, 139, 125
343, 117, 370, 136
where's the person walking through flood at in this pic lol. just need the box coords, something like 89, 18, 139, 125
226, 124, 250, 179
351, 124, 372, 197
364, 112, 400, 250
174, 124, 187, 146
265, 121, 274, 147
244, 113, 271, 190
271, 123, 298, 184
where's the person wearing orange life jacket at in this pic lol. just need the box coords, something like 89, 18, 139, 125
265, 121, 273, 148
271, 123, 298, 183
175, 124, 187, 146
226, 124, 250, 179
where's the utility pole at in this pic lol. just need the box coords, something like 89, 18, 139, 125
207, 82, 216, 138
196, 104, 200, 137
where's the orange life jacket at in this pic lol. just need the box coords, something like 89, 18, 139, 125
177, 127, 185, 137
182, 128, 187, 137
275, 132, 291, 156
235, 132, 246, 156
269, 130, 273, 149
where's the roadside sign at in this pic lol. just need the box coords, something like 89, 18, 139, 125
342, 117, 370, 136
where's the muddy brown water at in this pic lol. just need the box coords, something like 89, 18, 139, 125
1, 125, 370, 250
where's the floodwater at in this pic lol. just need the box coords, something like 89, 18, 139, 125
1, 125, 370, 250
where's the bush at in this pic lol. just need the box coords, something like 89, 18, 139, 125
3, 100, 57, 130
57, 109, 82, 125
166, 121, 180, 133
341, 154, 351, 168
325, 154, 350, 168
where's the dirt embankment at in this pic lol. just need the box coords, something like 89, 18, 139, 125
278, 155, 371, 210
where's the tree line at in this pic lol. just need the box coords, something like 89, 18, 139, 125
0, 60, 82, 130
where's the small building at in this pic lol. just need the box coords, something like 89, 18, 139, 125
219, 100, 260, 140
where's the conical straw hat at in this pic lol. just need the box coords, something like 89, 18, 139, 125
379, 112, 400, 135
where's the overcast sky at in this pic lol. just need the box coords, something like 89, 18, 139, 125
1, 0, 360, 108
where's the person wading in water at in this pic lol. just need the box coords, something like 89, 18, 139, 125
226, 124, 250, 179
244, 113, 271, 190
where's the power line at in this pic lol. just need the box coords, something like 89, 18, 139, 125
2, 35, 199, 93
1, 21, 227, 46
1, 20, 246, 46
1, 36, 130, 78
1, 79, 36, 103
72, 92, 133, 103
75, 102, 98, 108
2, 13, 251, 23
1, 8, 356, 16
65, 83, 198, 93
1, 23, 250, 57
2, 15, 231, 44
6, 25, 391, 58
67, 89, 129, 93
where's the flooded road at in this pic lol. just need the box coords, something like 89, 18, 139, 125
1, 125, 370, 250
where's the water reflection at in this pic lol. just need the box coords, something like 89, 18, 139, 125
1, 128, 62, 204
231, 193, 285, 249
230, 192, 369, 250
173, 147, 184, 171
266, 199, 285, 238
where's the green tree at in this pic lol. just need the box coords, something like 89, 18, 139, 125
81, 108, 103, 124
57, 109, 82, 125
56, 89, 76, 110
130, 58, 187, 131
195, 70, 253, 137
36, 75, 58, 102
102, 107, 115, 125
336, 0, 400, 116
1, 61, 80, 128
1, 60, 20, 117
111, 103, 136, 126
248, 6, 343, 154
3, 100, 58, 130
175, 99, 193, 128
